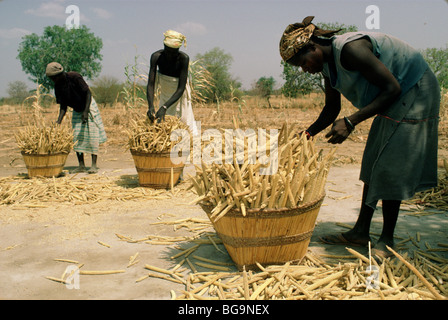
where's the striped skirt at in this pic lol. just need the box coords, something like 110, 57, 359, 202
71, 98, 107, 154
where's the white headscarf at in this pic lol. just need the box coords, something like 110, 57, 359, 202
163, 30, 187, 49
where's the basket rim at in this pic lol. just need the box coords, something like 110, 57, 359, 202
199, 193, 325, 218
130, 149, 188, 158
136, 167, 184, 173
130, 149, 172, 156
21, 151, 70, 156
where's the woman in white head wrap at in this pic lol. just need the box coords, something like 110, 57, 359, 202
146, 30, 198, 136
163, 30, 187, 49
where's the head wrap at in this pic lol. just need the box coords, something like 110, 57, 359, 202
163, 30, 187, 49
46, 62, 64, 76
279, 16, 340, 62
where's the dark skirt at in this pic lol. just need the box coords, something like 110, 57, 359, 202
360, 67, 441, 208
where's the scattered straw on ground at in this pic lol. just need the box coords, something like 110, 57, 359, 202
42, 207, 448, 300
0, 173, 191, 208
109, 217, 448, 300
138, 234, 448, 300
403, 163, 448, 214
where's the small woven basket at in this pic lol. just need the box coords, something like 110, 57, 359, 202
21, 152, 69, 178
130, 150, 186, 189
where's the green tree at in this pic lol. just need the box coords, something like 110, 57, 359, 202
17, 25, 103, 90
195, 47, 241, 102
255, 76, 276, 108
281, 61, 318, 97
281, 22, 357, 97
7, 80, 30, 104
422, 45, 448, 89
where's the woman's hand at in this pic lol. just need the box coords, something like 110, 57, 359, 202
155, 105, 167, 123
325, 118, 351, 144
147, 107, 156, 122
82, 111, 89, 124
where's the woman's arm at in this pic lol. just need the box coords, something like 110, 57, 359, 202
146, 52, 160, 121
82, 90, 92, 123
343, 39, 401, 125
56, 105, 67, 124
306, 76, 341, 136
325, 38, 401, 144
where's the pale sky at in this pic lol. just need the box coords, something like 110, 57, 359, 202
0, 0, 447, 97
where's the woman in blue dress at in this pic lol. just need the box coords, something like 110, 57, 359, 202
279, 16, 440, 257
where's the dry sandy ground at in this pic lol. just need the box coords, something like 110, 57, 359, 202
1, 104, 447, 301
1, 147, 447, 300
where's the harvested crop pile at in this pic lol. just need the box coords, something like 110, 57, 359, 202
139, 233, 448, 300
190, 122, 336, 222
169, 246, 448, 300
403, 160, 448, 213
128, 218, 448, 300
15, 123, 75, 154
125, 116, 190, 153
41, 209, 448, 300
0, 174, 180, 207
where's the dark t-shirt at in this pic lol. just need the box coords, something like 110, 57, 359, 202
55, 72, 89, 112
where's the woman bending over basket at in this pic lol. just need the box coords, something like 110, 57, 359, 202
279, 16, 440, 258
146, 30, 198, 136
46, 62, 107, 174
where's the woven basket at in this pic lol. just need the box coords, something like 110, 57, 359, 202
130, 150, 186, 189
21, 152, 69, 178
200, 193, 325, 270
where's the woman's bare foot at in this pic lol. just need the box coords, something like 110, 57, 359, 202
373, 241, 394, 259
320, 230, 372, 247
71, 166, 87, 173
88, 166, 99, 174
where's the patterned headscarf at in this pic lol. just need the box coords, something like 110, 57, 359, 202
46, 62, 64, 76
279, 16, 340, 62
163, 30, 187, 49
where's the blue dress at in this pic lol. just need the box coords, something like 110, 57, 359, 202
322, 32, 440, 208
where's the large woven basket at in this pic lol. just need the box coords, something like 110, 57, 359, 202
130, 150, 186, 189
200, 193, 325, 271
21, 152, 69, 178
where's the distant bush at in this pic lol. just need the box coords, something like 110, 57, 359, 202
91, 76, 123, 107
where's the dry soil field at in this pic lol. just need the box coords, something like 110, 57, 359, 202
1, 95, 447, 301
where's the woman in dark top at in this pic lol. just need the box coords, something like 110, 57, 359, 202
46, 62, 107, 174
